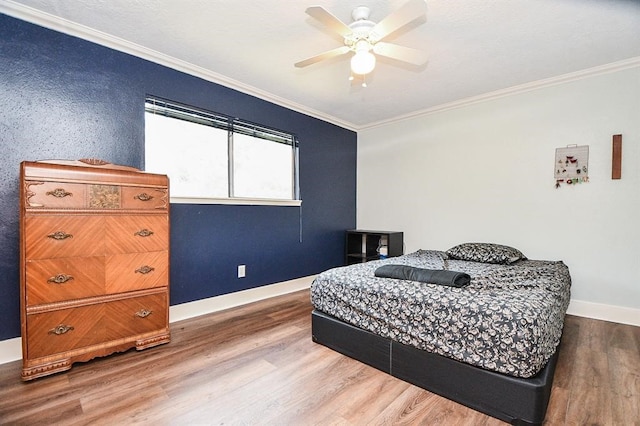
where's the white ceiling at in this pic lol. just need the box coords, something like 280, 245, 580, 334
2, 0, 640, 130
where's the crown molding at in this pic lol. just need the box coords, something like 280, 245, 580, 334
2, 1, 638, 133
0, 0, 358, 131
361, 56, 640, 130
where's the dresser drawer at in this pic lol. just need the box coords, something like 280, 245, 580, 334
120, 187, 168, 210
24, 181, 87, 209
25, 257, 105, 305
105, 215, 168, 254
26, 304, 105, 359
106, 251, 169, 293
24, 216, 105, 259
105, 292, 168, 340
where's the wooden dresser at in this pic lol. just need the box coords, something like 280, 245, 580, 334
19, 159, 170, 380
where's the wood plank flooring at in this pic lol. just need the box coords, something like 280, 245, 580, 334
0, 289, 638, 425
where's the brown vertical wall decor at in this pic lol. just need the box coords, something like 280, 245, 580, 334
612, 134, 622, 179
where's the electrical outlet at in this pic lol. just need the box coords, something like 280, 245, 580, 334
237, 264, 246, 278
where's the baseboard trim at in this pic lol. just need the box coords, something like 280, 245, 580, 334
0, 275, 315, 365
0, 338, 20, 366
567, 299, 640, 327
2, 289, 636, 365
169, 275, 315, 323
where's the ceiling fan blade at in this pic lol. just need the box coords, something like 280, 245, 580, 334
305, 6, 352, 37
373, 42, 427, 66
295, 46, 351, 68
372, 0, 427, 41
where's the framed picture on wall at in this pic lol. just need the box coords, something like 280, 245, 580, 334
555, 145, 589, 188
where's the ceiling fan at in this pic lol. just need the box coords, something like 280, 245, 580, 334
295, 0, 428, 84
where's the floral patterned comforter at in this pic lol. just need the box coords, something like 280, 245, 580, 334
310, 250, 571, 378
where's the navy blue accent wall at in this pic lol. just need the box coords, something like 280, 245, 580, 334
0, 14, 356, 340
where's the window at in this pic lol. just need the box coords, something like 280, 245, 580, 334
145, 97, 300, 205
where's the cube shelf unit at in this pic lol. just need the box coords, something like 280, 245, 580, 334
345, 230, 403, 265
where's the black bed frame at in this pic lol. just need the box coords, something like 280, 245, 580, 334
312, 309, 559, 426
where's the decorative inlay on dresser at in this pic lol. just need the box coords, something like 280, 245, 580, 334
88, 184, 120, 208
20, 159, 170, 381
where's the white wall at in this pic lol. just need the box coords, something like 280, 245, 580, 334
357, 65, 640, 314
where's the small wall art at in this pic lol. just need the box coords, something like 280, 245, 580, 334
554, 145, 589, 188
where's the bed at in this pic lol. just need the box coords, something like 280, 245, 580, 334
310, 244, 571, 425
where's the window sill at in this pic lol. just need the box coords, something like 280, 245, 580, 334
170, 197, 302, 207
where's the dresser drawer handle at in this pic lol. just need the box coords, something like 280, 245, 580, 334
135, 309, 153, 318
135, 265, 155, 274
47, 274, 74, 284
134, 229, 154, 237
47, 231, 73, 240
48, 325, 74, 335
134, 193, 154, 202
46, 188, 73, 198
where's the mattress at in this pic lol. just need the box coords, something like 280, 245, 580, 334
310, 249, 571, 378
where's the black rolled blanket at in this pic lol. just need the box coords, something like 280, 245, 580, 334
374, 264, 471, 288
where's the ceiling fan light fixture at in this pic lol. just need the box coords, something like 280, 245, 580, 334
296, 0, 428, 83
351, 49, 376, 75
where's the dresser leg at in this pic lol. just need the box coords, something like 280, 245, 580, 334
22, 358, 72, 381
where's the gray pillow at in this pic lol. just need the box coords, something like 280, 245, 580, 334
446, 242, 526, 265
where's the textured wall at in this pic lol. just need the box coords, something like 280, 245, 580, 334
0, 14, 357, 340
